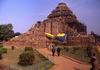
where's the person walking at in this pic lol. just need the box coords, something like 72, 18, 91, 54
90, 53, 98, 70
51, 45, 55, 56
57, 47, 61, 56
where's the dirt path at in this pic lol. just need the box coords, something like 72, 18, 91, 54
37, 48, 91, 70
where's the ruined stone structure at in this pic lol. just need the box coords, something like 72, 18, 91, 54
4, 2, 94, 47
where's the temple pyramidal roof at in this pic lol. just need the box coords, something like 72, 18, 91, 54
48, 2, 75, 18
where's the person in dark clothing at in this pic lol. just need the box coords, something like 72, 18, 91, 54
52, 46, 55, 56
0, 53, 2, 59
90, 53, 97, 70
57, 47, 61, 56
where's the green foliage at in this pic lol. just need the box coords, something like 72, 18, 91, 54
62, 46, 90, 63
85, 46, 92, 57
24, 47, 33, 52
18, 51, 35, 66
0, 47, 7, 60
0, 43, 3, 48
71, 47, 79, 54
18, 47, 34, 66
14, 32, 21, 36
0, 47, 7, 54
0, 48, 54, 70
0, 24, 15, 41
64, 47, 69, 52
37, 53, 48, 60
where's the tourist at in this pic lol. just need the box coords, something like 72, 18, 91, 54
49, 43, 53, 50
90, 53, 97, 70
51, 45, 55, 56
57, 47, 61, 56
0, 53, 2, 59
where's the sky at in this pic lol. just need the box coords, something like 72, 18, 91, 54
0, 0, 100, 35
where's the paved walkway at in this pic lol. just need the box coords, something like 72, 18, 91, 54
37, 48, 91, 70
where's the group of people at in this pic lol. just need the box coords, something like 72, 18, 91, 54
49, 44, 99, 70
50, 44, 61, 56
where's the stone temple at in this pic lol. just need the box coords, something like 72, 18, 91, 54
4, 2, 95, 47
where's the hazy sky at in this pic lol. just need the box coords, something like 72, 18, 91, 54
0, 0, 100, 34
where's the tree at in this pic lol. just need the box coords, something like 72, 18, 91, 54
0, 24, 15, 41
14, 32, 21, 36
91, 31, 96, 36
7, 24, 13, 30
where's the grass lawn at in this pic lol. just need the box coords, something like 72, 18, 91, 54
0, 47, 54, 70
61, 46, 90, 64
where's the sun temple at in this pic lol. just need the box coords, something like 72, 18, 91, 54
4, 2, 95, 47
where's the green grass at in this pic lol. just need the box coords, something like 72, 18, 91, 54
61, 47, 90, 64
0, 47, 7, 54
0, 48, 54, 70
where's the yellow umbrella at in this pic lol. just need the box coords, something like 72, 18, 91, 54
57, 33, 65, 37
45, 33, 55, 38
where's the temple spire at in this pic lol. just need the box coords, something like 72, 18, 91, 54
48, 2, 72, 18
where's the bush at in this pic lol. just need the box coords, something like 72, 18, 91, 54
18, 51, 35, 66
24, 47, 33, 52
0, 47, 7, 54
71, 47, 79, 54
64, 47, 69, 52
85, 47, 92, 57
0, 47, 7, 60
0, 43, 3, 48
